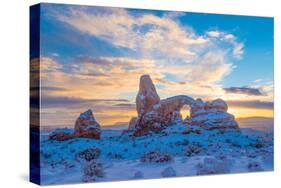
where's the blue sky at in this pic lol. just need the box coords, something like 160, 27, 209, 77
37, 3, 274, 126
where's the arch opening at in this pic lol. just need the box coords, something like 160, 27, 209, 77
180, 104, 191, 121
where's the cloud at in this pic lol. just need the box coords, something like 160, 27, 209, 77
57, 7, 242, 63
227, 100, 273, 109
40, 95, 136, 127
40, 86, 68, 91
41, 95, 129, 108
38, 6, 267, 126
206, 30, 244, 59
223, 87, 264, 96
38, 54, 233, 101
232, 42, 244, 59
41, 7, 246, 101
206, 31, 221, 38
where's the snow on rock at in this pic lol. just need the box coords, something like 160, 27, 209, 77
161, 167, 176, 177
133, 75, 195, 136
205, 99, 228, 111
49, 128, 74, 141
74, 109, 101, 139
132, 75, 238, 136
186, 98, 239, 130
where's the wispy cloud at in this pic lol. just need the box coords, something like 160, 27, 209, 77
227, 100, 273, 109
41, 95, 129, 108
223, 87, 265, 96
206, 30, 244, 59
57, 7, 242, 63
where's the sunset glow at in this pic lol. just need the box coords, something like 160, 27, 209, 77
37, 4, 273, 127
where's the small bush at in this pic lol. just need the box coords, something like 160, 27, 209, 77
77, 147, 101, 162
161, 167, 176, 177
196, 157, 230, 175
185, 142, 202, 157
252, 138, 265, 149
140, 150, 172, 163
82, 160, 104, 182
133, 171, 144, 179
247, 161, 263, 172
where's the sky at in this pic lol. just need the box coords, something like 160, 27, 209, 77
36, 3, 274, 127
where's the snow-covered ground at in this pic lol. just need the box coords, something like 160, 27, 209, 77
40, 122, 273, 185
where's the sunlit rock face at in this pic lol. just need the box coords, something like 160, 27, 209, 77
136, 75, 160, 116
74, 109, 101, 139
133, 75, 195, 136
187, 98, 239, 130
132, 75, 239, 136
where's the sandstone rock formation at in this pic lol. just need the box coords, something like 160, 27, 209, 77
133, 75, 195, 136
136, 75, 160, 115
186, 98, 238, 130
131, 74, 239, 136
74, 109, 101, 139
50, 109, 101, 141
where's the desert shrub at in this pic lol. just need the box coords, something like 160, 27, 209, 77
133, 171, 144, 179
161, 167, 176, 177
185, 142, 202, 156
196, 157, 230, 175
247, 161, 263, 172
174, 139, 189, 146
182, 127, 201, 135
251, 138, 265, 149
77, 147, 101, 162
140, 150, 172, 163
82, 160, 104, 182
41, 151, 52, 159
231, 141, 241, 148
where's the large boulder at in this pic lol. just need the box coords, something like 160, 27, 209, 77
74, 109, 101, 139
187, 98, 238, 130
